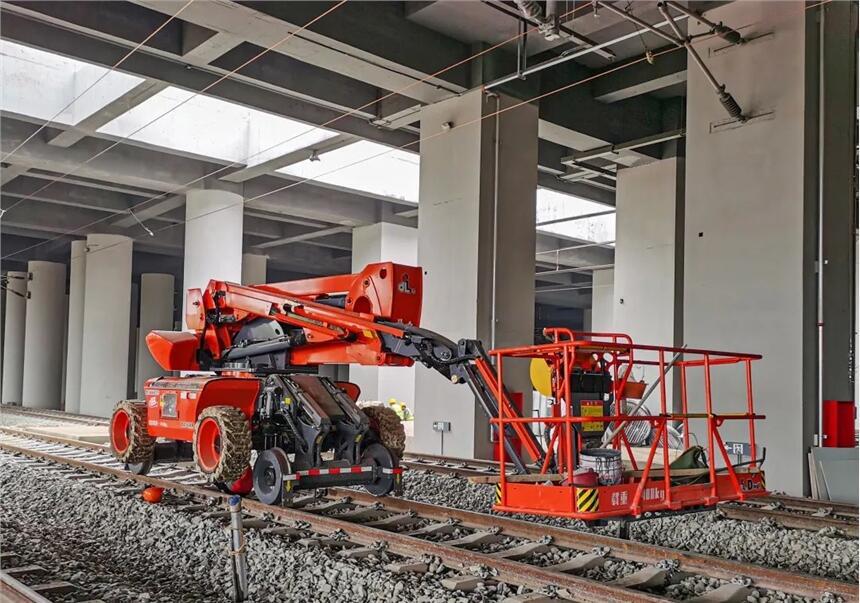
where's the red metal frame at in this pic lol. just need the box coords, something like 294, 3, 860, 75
489, 329, 768, 519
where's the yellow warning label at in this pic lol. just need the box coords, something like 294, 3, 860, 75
576, 487, 599, 513
580, 401, 604, 432
494, 484, 502, 504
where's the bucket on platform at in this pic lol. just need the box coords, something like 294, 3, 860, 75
580, 448, 622, 485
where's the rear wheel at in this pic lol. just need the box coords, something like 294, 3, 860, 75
110, 400, 155, 465
361, 442, 398, 496
126, 456, 154, 476
193, 406, 251, 484
253, 448, 292, 505
359, 404, 405, 458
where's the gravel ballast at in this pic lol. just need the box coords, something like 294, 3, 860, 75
0, 456, 524, 603
399, 470, 859, 584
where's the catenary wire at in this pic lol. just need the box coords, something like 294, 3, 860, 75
0, 0, 349, 216
0, 0, 196, 163
0, 1, 593, 241
2, 1, 828, 264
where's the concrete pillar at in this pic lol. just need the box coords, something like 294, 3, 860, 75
1, 271, 27, 404
183, 189, 243, 328
590, 269, 615, 332
64, 240, 87, 413
79, 234, 133, 417
22, 261, 67, 409
242, 253, 267, 285
613, 158, 684, 410
350, 223, 418, 404
413, 89, 538, 458
683, 3, 810, 494
136, 274, 174, 396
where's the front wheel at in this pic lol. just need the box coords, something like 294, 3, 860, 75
253, 448, 292, 505
193, 406, 251, 484
361, 442, 398, 496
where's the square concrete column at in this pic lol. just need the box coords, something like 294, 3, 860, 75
242, 253, 267, 285
79, 234, 133, 417
136, 274, 175, 396
613, 158, 684, 410
22, 261, 67, 409
350, 223, 417, 404
413, 89, 537, 458
64, 240, 87, 413
183, 189, 243, 328
683, 3, 811, 494
1, 271, 27, 405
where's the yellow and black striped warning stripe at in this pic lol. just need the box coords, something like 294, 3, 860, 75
494, 483, 503, 504
576, 487, 599, 513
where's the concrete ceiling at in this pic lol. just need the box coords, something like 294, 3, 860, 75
0, 0, 692, 310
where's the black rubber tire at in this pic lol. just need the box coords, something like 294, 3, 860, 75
126, 456, 153, 476
253, 447, 292, 506
193, 406, 252, 484
359, 405, 406, 458
110, 400, 155, 464
361, 442, 398, 496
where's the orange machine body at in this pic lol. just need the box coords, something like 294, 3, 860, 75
142, 376, 261, 441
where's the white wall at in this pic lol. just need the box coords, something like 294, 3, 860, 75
590, 268, 615, 332
614, 158, 682, 410
350, 222, 418, 405
684, 3, 808, 494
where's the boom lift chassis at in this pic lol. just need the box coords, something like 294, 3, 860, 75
110, 263, 767, 517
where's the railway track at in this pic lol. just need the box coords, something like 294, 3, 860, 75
0, 405, 108, 427
718, 496, 859, 537
0, 551, 85, 603
3, 407, 858, 540
403, 453, 860, 536
0, 426, 855, 603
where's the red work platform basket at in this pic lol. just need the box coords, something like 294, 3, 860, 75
487, 329, 768, 520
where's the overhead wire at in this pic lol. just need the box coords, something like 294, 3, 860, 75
0, 0, 196, 164
2, 0, 829, 265
0, 0, 349, 216
50, 43, 687, 266
0, 1, 594, 247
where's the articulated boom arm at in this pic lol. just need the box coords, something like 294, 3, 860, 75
146, 262, 544, 471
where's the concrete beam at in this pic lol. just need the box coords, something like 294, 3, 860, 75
592, 47, 687, 103
220, 134, 358, 183
181, 24, 242, 63
3, 175, 135, 214
0, 164, 28, 185
135, 0, 469, 101
255, 225, 352, 250
47, 80, 169, 148
0, 7, 417, 149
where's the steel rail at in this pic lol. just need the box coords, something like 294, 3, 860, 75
717, 500, 859, 537
2, 426, 857, 601
0, 406, 109, 426
0, 571, 55, 603
0, 436, 663, 602
328, 488, 857, 602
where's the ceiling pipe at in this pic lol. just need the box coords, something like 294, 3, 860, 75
485, 12, 689, 89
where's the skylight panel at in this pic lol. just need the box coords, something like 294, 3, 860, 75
536, 187, 615, 243
98, 86, 337, 165
278, 140, 419, 203
0, 40, 142, 126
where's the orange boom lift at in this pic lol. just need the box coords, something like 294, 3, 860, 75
110, 263, 767, 517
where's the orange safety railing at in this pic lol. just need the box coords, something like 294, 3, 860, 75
487, 330, 766, 518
